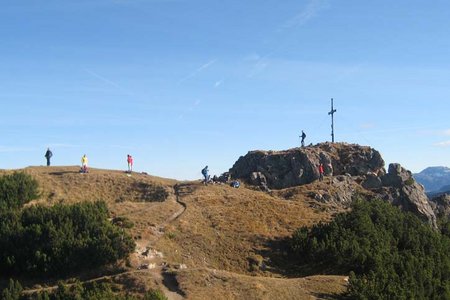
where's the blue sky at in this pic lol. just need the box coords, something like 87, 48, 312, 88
1, 0, 450, 179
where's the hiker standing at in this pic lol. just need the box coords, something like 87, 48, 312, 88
201, 166, 209, 185
300, 130, 306, 147
81, 154, 89, 173
319, 163, 324, 182
44, 148, 53, 166
328, 163, 333, 184
127, 154, 133, 172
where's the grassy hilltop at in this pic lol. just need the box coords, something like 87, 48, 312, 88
2, 162, 449, 299
0, 166, 348, 300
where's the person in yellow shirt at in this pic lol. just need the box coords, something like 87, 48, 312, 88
81, 154, 88, 173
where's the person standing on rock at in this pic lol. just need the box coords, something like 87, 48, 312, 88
201, 166, 209, 185
44, 148, 53, 166
300, 130, 306, 147
319, 163, 324, 182
127, 154, 133, 172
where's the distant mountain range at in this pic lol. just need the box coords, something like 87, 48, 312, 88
413, 166, 450, 193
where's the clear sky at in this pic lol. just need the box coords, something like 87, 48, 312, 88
1, 0, 450, 179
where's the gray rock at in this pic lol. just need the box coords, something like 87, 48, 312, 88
429, 194, 450, 219
230, 143, 437, 229
229, 142, 384, 189
378, 163, 437, 229
362, 174, 383, 189
322, 193, 332, 202
313, 193, 323, 202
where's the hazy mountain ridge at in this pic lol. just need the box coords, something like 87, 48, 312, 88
414, 166, 450, 192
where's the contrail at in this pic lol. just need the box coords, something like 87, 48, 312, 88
178, 59, 217, 84
282, 0, 329, 29
84, 68, 134, 95
248, 0, 329, 77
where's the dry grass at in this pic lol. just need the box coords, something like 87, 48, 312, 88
176, 268, 347, 300
156, 182, 333, 275
3, 166, 349, 299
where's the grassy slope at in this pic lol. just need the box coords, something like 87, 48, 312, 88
2, 166, 348, 299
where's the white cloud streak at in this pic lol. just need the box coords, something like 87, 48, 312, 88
282, 0, 330, 29
247, 0, 329, 78
178, 59, 217, 84
359, 123, 376, 130
48, 143, 81, 148
84, 68, 134, 95
417, 129, 450, 137
434, 141, 450, 147
0, 146, 35, 153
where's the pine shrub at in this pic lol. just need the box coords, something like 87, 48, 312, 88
290, 198, 450, 299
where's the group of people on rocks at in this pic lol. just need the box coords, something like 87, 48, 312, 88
201, 166, 238, 187
44, 148, 133, 174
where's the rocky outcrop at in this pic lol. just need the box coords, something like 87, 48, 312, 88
250, 172, 270, 192
229, 143, 384, 189
230, 143, 438, 228
363, 163, 437, 228
429, 194, 450, 219
308, 176, 361, 206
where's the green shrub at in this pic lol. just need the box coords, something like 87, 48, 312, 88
166, 232, 176, 240
289, 198, 450, 299
0, 172, 39, 212
0, 201, 135, 276
144, 289, 168, 300
35, 281, 139, 300
1, 279, 22, 300
405, 178, 415, 186
9, 281, 169, 300
112, 216, 134, 229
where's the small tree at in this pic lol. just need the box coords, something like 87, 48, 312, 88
1, 279, 22, 300
0, 172, 39, 212
144, 289, 168, 300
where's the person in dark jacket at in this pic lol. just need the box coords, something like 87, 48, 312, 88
201, 166, 209, 185
300, 130, 306, 147
44, 148, 53, 166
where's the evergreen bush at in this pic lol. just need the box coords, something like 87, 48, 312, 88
0, 172, 135, 277
290, 198, 450, 299
0, 172, 39, 212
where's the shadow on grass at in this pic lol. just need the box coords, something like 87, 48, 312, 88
311, 292, 349, 300
254, 235, 345, 278
49, 171, 79, 176
132, 182, 169, 202
162, 272, 186, 297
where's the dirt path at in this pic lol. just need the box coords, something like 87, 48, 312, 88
159, 183, 188, 230
133, 183, 189, 300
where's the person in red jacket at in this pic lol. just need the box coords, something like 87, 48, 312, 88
127, 154, 133, 172
319, 163, 324, 182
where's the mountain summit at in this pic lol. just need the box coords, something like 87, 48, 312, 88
230, 142, 436, 228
